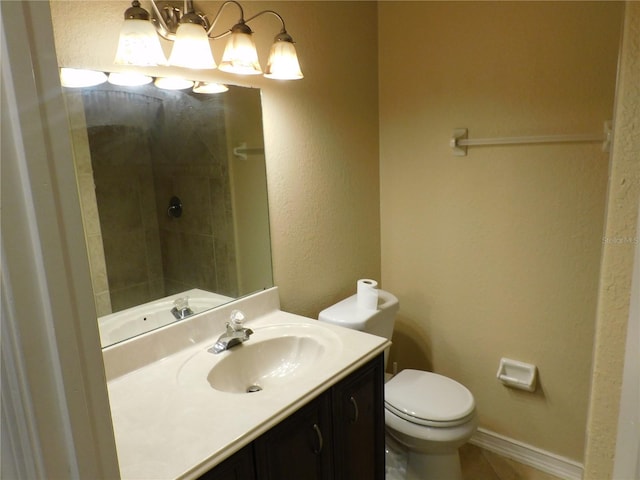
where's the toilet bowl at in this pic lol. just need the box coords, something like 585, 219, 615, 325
318, 287, 477, 479
385, 369, 477, 480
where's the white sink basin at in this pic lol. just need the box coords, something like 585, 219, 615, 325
177, 323, 342, 394
209, 336, 326, 393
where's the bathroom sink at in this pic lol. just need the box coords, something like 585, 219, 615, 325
177, 323, 342, 394
209, 335, 327, 393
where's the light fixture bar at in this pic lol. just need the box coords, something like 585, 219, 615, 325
206, 0, 242, 38
147, 0, 175, 40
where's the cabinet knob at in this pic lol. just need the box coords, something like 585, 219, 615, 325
311, 424, 323, 454
349, 396, 359, 424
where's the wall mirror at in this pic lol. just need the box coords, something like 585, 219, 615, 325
63, 82, 273, 348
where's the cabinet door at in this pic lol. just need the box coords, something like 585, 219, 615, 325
254, 394, 333, 480
332, 354, 385, 480
198, 445, 256, 480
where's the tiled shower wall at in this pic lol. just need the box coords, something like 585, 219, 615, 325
87, 121, 164, 311
64, 93, 112, 317
77, 86, 237, 313
149, 92, 238, 299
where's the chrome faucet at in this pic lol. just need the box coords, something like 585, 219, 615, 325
208, 310, 253, 354
171, 296, 194, 320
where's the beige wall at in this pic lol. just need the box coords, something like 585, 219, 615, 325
379, 1, 622, 462
259, 2, 381, 316
584, 2, 640, 478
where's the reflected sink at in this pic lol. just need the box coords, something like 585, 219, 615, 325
177, 323, 342, 394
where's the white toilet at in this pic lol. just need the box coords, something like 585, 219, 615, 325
319, 289, 477, 480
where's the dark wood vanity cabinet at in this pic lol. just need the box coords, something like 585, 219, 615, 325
254, 392, 334, 479
198, 354, 385, 480
331, 355, 385, 480
198, 445, 255, 480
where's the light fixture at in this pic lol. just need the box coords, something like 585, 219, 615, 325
168, 13, 216, 69
264, 31, 303, 80
114, 1, 167, 66
193, 82, 229, 94
60, 68, 108, 88
218, 21, 261, 75
108, 72, 153, 86
115, 0, 303, 80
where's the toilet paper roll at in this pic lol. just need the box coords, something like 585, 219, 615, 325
357, 279, 379, 310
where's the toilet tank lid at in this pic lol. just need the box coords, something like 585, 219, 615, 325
318, 290, 399, 330
385, 369, 475, 424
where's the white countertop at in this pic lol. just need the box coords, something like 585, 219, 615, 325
104, 288, 389, 479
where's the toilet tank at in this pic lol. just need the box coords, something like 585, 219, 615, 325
318, 289, 399, 341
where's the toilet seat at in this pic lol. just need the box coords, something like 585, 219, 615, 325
385, 369, 475, 428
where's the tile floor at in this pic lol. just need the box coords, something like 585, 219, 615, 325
386, 442, 564, 480
460, 444, 564, 480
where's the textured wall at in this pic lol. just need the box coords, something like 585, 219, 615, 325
379, 2, 622, 462
584, 2, 640, 478
258, 2, 381, 316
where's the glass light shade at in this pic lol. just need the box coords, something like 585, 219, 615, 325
108, 72, 153, 86
114, 19, 166, 66
60, 68, 108, 88
218, 31, 262, 75
264, 40, 303, 80
154, 77, 194, 90
168, 23, 216, 69
193, 82, 229, 94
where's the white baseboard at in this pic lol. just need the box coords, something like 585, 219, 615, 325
469, 428, 584, 480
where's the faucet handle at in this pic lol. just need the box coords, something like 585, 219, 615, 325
174, 296, 190, 310
171, 296, 194, 320
229, 309, 246, 331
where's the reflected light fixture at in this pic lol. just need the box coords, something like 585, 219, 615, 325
60, 68, 108, 88
193, 82, 229, 94
115, 0, 303, 80
154, 77, 195, 90
108, 72, 153, 86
